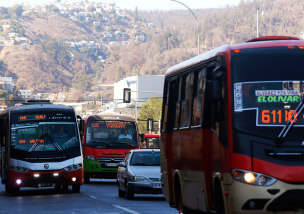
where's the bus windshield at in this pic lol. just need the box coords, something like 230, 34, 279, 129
85, 120, 138, 148
11, 112, 79, 152
231, 47, 304, 140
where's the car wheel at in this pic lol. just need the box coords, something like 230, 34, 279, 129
72, 185, 80, 193
118, 186, 125, 197
125, 180, 134, 199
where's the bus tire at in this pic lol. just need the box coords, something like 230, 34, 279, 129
84, 173, 90, 183
55, 185, 61, 192
5, 180, 9, 193
10, 186, 20, 196
214, 179, 226, 214
178, 191, 191, 214
125, 180, 134, 199
72, 185, 80, 193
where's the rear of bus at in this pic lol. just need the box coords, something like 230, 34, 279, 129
83, 114, 139, 182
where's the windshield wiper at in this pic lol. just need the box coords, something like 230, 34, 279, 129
114, 142, 136, 148
29, 133, 62, 152
278, 100, 304, 143
91, 141, 114, 147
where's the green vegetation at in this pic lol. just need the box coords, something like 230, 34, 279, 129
137, 96, 162, 133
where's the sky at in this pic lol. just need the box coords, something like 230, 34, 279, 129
0, 0, 242, 10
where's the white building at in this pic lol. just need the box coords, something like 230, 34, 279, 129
113, 75, 164, 108
20, 90, 32, 99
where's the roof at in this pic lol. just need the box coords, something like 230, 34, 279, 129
165, 37, 304, 77
132, 149, 160, 153
84, 112, 135, 122
10, 102, 74, 112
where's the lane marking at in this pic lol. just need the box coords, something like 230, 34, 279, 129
113, 205, 141, 214
89, 196, 97, 199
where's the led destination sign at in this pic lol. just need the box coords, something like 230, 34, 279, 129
258, 109, 304, 126
19, 115, 46, 121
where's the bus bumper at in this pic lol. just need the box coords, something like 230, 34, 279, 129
8, 168, 83, 188
227, 179, 304, 214
84, 159, 118, 179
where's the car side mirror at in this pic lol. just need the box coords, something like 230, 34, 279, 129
118, 162, 126, 167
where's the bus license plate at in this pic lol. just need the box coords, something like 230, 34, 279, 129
40, 183, 53, 187
151, 183, 161, 188
106, 163, 118, 166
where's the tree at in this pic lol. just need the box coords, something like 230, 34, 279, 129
10, 4, 23, 18
137, 96, 162, 133
0, 89, 8, 98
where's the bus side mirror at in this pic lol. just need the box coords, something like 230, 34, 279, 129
118, 162, 126, 167
212, 66, 225, 101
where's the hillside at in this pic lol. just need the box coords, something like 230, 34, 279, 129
0, 0, 304, 97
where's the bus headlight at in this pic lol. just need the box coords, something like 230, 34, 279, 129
9, 166, 29, 173
231, 169, 277, 186
84, 155, 95, 161
64, 163, 82, 171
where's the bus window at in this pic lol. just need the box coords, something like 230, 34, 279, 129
192, 68, 206, 126
174, 77, 182, 129
180, 73, 194, 128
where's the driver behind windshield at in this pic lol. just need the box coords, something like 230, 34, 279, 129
52, 125, 68, 137
118, 128, 132, 140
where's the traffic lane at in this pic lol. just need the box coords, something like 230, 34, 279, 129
0, 179, 177, 214
0, 185, 129, 214
83, 179, 177, 214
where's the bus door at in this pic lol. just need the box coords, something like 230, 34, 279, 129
0, 116, 7, 183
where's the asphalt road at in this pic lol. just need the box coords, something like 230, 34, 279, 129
0, 179, 177, 214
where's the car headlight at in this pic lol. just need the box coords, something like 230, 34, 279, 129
64, 163, 82, 171
84, 155, 95, 161
9, 165, 29, 173
231, 169, 277, 186
130, 176, 148, 182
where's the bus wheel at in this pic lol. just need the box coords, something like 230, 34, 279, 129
5, 180, 9, 193
215, 181, 226, 214
55, 185, 61, 192
84, 173, 90, 184
125, 180, 134, 199
72, 185, 80, 193
10, 186, 20, 195
179, 191, 190, 214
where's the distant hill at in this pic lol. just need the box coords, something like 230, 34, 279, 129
0, 0, 303, 95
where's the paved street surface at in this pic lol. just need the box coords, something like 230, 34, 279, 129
0, 179, 177, 214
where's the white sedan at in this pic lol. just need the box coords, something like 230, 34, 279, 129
117, 149, 162, 199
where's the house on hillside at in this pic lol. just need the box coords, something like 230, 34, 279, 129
0, 77, 14, 93
2, 24, 10, 31
135, 35, 145, 42
102, 32, 113, 38
93, 22, 100, 26
47, 93, 58, 101
58, 92, 72, 102
20, 90, 32, 99
96, 8, 102, 13
0, 105, 8, 113
70, 16, 78, 21
3, 40, 15, 46
7, 33, 19, 39
148, 23, 154, 27
15, 37, 28, 44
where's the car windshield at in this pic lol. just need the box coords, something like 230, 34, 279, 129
130, 151, 160, 166
231, 46, 304, 140
85, 120, 139, 148
11, 112, 79, 152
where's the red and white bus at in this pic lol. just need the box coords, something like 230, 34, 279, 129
140, 133, 161, 149
160, 36, 304, 213
0, 100, 83, 194
81, 113, 140, 183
